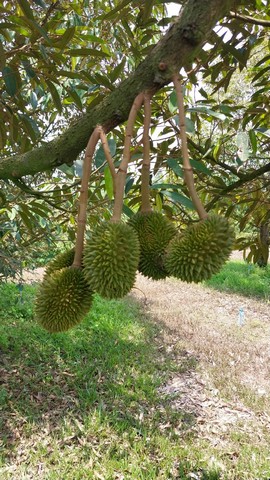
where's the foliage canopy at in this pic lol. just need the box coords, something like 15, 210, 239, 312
0, 0, 270, 275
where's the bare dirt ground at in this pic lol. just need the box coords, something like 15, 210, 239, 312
131, 255, 270, 452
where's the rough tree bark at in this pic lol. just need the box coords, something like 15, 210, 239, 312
0, 0, 240, 180
257, 222, 270, 267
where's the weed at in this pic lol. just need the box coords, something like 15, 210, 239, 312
205, 261, 270, 300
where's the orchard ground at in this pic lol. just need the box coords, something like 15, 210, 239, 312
1, 253, 270, 479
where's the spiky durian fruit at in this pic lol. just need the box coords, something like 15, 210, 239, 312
128, 211, 176, 280
35, 267, 93, 333
165, 215, 235, 283
83, 222, 140, 299
45, 249, 75, 277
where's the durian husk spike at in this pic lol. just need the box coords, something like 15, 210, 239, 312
35, 267, 93, 333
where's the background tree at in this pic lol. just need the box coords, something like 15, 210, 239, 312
0, 0, 269, 277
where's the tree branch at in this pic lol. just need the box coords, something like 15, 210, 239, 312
11, 178, 73, 213
205, 161, 270, 211
173, 74, 207, 220
0, 0, 240, 180
111, 93, 144, 222
73, 127, 100, 268
229, 11, 270, 27
141, 93, 153, 214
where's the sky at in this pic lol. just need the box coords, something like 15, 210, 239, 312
166, 2, 181, 16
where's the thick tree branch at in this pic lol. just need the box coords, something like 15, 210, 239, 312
0, 0, 239, 180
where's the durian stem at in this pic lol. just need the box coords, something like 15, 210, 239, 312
141, 93, 153, 214
111, 92, 144, 222
99, 127, 117, 198
173, 75, 208, 221
73, 127, 100, 268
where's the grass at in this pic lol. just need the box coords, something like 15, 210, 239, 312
0, 282, 219, 479
205, 261, 270, 300
0, 276, 270, 479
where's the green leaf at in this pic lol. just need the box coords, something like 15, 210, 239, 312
10, 114, 19, 143
33, 0, 46, 7
173, 115, 195, 133
94, 72, 114, 90
166, 158, 183, 178
248, 130, 257, 154
252, 66, 269, 84
110, 58, 126, 82
57, 70, 84, 79
125, 176, 134, 195
30, 91, 38, 110
187, 106, 226, 121
53, 27, 76, 49
212, 142, 221, 160
29, 203, 50, 217
19, 205, 34, 231
185, 117, 195, 134
66, 88, 83, 110
151, 183, 183, 190
155, 193, 163, 211
0, 40, 6, 70
20, 114, 40, 142
47, 80, 62, 113
199, 87, 208, 99
122, 204, 134, 218
189, 159, 212, 175
104, 166, 114, 200
67, 48, 109, 58
95, 138, 116, 169
0, 123, 7, 149
58, 164, 75, 177
163, 190, 194, 210
2, 66, 18, 96
256, 128, 270, 139
17, 0, 34, 19
168, 90, 177, 113
102, 0, 132, 20
30, 201, 51, 214
27, 19, 53, 46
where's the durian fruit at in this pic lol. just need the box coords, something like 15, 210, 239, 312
45, 248, 75, 278
35, 267, 93, 333
83, 222, 140, 299
165, 214, 235, 283
128, 211, 176, 280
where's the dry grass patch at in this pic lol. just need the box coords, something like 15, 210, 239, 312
132, 272, 270, 476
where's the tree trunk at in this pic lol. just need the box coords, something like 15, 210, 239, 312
257, 222, 269, 267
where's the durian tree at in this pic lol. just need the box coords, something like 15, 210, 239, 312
0, 0, 270, 276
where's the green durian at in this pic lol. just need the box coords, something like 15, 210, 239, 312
165, 215, 235, 283
128, 211, 176, 280
83, 222, 140, 299
45, 249, 75, 277
35, 267, 93, 333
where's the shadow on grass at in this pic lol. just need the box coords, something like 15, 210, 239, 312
205, 261, 270, 300
0, 283, 221, 479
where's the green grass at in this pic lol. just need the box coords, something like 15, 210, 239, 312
205, 261, 270, 300
0, 282, 270, 479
